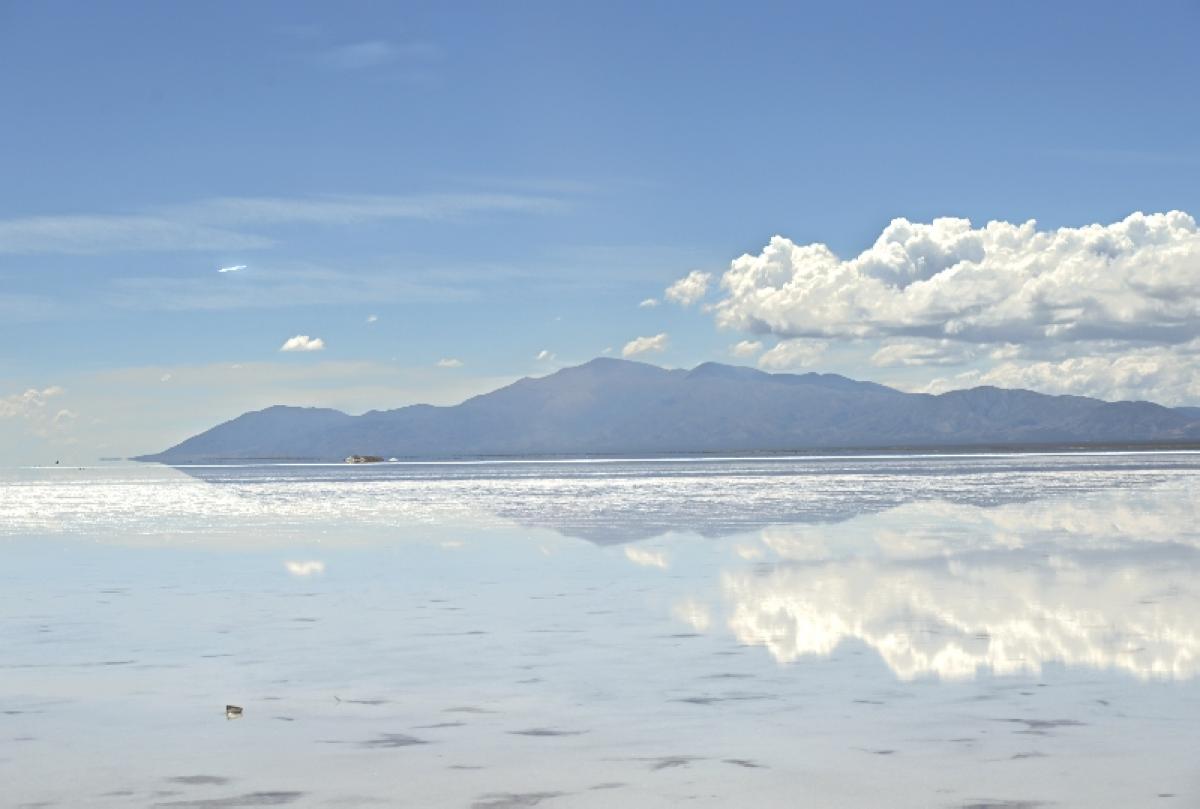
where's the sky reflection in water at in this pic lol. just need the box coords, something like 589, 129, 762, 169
3, 454, 1199, 807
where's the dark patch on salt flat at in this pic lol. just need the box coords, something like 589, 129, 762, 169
956, 801, 1046, 809
170, 776, 231, 786
415, 721, 466, 729
673, 693, 775, 705
723, 758, 764, 768
1000, 718, 1085, 734
360, 733, 428, 748
445, 706, 496, 714
1011, 752, 1047, 760
507, 728, 587, 737
449, 765, 485, 770
589, 782, 625, 789
335, 697, 388, 705
699, 673, 752, 680
152, 792, 304, 808
853, 699, 884, 705
471, 792, 564, 809
644, 756, 702, 771
273, 717, 294, 722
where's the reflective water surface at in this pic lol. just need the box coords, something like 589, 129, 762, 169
3, 454, 1200, 807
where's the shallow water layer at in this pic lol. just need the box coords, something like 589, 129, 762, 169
3, 454, 1200, 807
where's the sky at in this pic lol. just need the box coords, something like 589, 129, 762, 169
2, 0, 1199, 462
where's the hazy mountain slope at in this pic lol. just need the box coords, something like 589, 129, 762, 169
135, 358, 1200, 462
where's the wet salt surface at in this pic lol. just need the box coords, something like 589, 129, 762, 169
3, 454, 1200, 807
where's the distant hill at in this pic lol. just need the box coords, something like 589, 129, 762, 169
134, 358, 1200, 463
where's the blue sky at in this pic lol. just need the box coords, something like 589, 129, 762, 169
2, 1, 1199, 461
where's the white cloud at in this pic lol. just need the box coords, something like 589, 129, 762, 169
729, 339, 763, 358
712, 211, 1200, 348
218, 264, 246, 273
280, 335, 325, 352
535, 349, 555, 361
622, 333, 669, 358
366, 314, 378, 324
924, 344, 1200, 405
624, 546, 668, 569
436, 358, 464, 368
871, 339, 977, 368
0, 386, 75, 438
638, 298, 659, 308
665, 270, 711, 306
757, 339, 827, 370
160, 373, 172, 383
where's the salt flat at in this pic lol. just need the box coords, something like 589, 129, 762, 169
3, 454, 1199, 807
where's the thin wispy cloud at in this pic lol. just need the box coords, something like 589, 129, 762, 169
280, 335, 325, 352
535, 349, 555, 361
622, 333, 668, 358
638, 298, 659, 308
319, 40, 439, 71
218, 264, 246, 273
436, 358, 463, 368
106, 266, 477, 312
0, 192, 565, 255
0, 215, 273, 255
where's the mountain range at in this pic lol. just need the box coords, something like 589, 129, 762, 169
135, 357, 1200, 462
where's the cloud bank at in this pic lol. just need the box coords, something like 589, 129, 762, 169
684, 211, 1200, 403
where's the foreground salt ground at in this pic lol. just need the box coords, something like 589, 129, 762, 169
3, 455, 1199, 807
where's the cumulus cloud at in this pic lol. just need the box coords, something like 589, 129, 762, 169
730, 340, 763, 358
757, 339, 827, 370
710, 211, 1200, 347
0, 386, 75, 438
665, 270, 711, 306
924, 344, 1200, 405
436, 357, 464, 368
687, 211, 1200, 402
871, 339, 977, 368
638, 298, 659, 308
622, 333, 669, 358
280, 335, 325, 352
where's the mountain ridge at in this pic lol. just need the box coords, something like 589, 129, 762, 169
135, 357, 1200, 462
